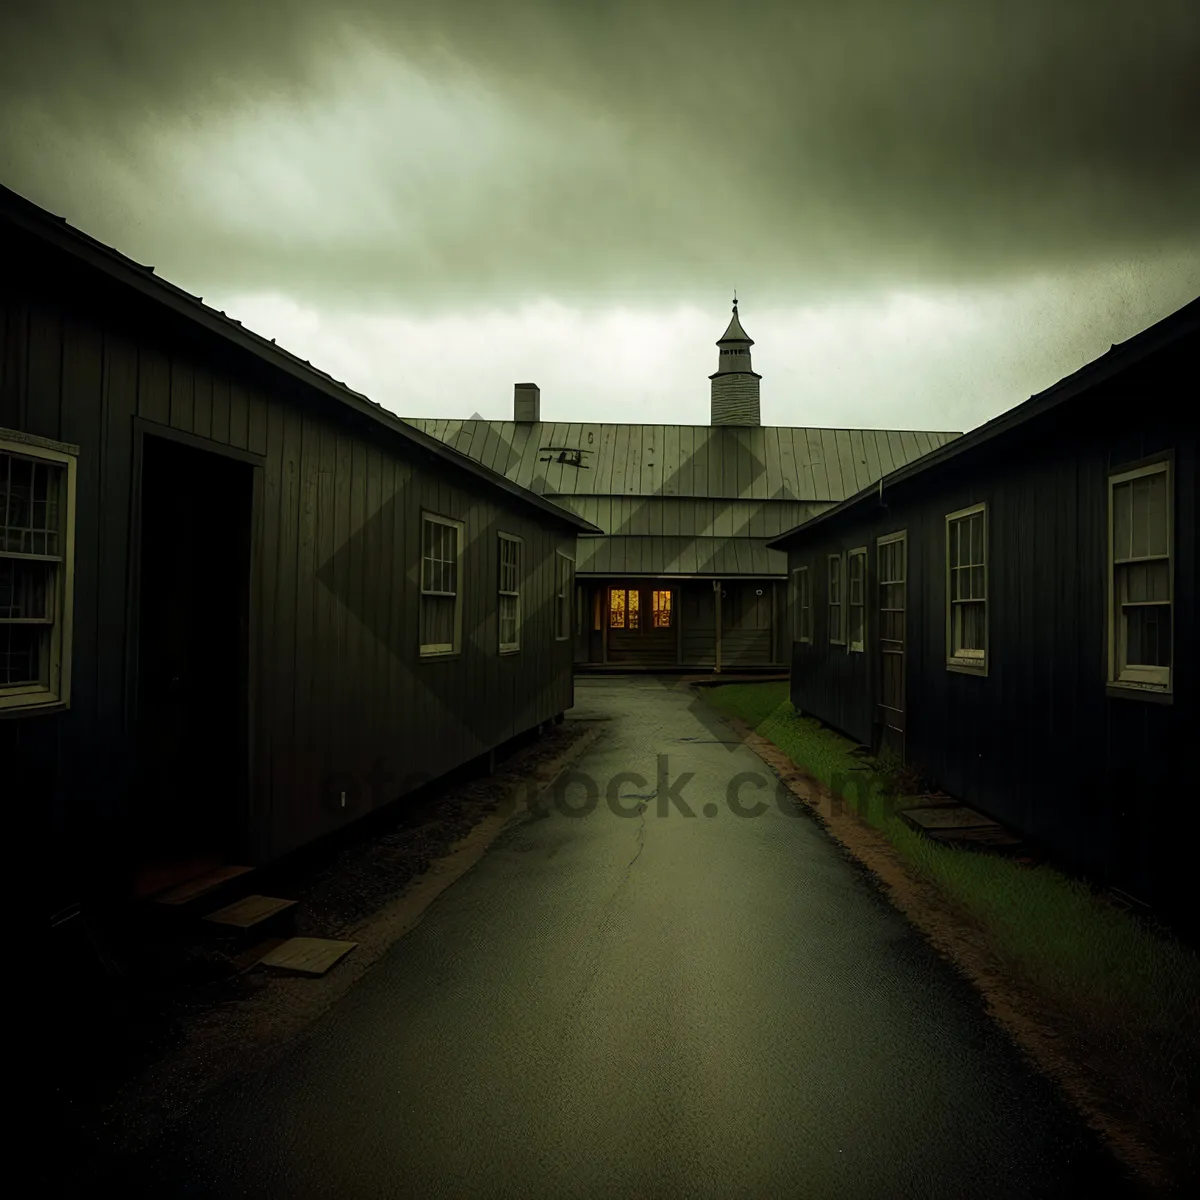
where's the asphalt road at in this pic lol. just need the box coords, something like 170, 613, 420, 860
115, 676, 1134, 1198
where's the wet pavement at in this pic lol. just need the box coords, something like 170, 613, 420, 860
111, 676, 1134, 1198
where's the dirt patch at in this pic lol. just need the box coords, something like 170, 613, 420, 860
708, 702, 1191, 1198
53, 718, 605, 1192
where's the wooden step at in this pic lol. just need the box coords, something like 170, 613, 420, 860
152, 865, 254, 907
204, 894, 297, 931
257, 937, 358, 977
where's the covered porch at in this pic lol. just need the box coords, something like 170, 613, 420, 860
572, 576, 788, 672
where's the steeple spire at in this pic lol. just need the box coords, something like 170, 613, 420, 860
709, 295, 761, 426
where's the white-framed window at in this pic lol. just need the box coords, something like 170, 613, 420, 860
498, 532, 522, 653
847, 547, 867, 653
827, 553, 845, 645
0, 430, 78, 713
946, 503, 987, 672
791, 566, 811, 643
1108, 459, 1172, 693
420, 512, 463, 656
555, 551, 573, 641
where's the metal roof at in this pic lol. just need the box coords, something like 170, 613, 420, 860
577, 535, 785, 577
766, 295, 1200, 550
402, 420, 961, 502
0, 184, 600, 536
718, 304, 753, 345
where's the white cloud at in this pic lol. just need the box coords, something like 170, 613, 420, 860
211, 249, 1196, 438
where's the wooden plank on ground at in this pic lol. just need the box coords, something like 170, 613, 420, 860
899, 805, 997, 831
258, 938, 359, 977
204, 895, 297, 929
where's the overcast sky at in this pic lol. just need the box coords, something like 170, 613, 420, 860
2, 1, 1197, 431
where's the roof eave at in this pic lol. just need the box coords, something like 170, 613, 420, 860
2, 190, 599, 535
765, 298, 1199, 551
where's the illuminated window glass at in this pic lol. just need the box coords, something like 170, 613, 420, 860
652, 590, 672, 628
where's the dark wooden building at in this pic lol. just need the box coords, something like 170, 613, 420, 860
768, 297, 1198, 916
0, 185, 600, 916
405, 303, 959, 672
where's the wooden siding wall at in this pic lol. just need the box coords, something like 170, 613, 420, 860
3, 245, 575, 907
681, 584, 717, 666
720, 581, 776, 666
783, 340, 1197, 913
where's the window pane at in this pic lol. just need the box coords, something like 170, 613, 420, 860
955, 601, 985, 653
1146, 471, 1168, 557
972, 565, 985, 600
1120, 560, 1169, 604
1131, 477, 1151, 558
0, 622, 41, 686
1112, 482, 1131, 561
500, 592, 519, 645
0, 558, 50, 620
1125, 604, 1170, 667
628, 589, 640, 629
653, 590, 672, 628
421, 594, 455, 648
609, 589, 626, 628
1, 453, 64, 556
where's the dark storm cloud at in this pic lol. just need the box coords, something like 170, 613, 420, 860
2, 0, 1198, 308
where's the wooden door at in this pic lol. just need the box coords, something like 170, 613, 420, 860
876, 532, 906, 760
605, 584, 678, 666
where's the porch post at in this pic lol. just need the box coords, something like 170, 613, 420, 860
675, 584, 683, 665
601, 584, 609, 664
713, 579, 723, 674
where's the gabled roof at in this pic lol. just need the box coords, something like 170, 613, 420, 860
0, 184, 601, 535
402, 420, 962, 502
766, 295, 1200, 550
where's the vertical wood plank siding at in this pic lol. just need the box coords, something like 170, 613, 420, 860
5, 239, 577, 909
783, 334, 1197, 916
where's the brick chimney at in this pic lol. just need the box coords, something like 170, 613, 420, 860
514, 382, 541, 422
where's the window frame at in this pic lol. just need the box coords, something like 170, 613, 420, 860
0, 430, 78, 715
497, 531, 522, 655
945, 502, 988, 675
846, 546, 867, 654
791, 565, 811, 644
419, 510, 464, 658
1107, 457, 1173, 697
555, 550, 574, 642
827, 552, 845, 646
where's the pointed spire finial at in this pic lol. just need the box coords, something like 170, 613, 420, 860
733, 288, 737, 312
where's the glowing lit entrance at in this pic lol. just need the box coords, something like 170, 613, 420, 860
605, 584, 677, 665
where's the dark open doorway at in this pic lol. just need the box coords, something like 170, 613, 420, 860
131, 433, 254, 897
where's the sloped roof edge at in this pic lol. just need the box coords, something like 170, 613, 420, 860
765, 296, 1200, 551
0, 184, 600, 535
